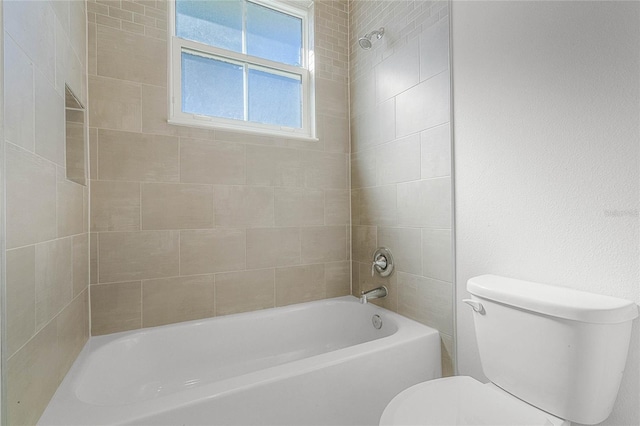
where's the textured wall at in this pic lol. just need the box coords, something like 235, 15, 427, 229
452, 1, 639, 425
3, 0, 90, 423
87, 0, 351, 335
349, 0, 454, 376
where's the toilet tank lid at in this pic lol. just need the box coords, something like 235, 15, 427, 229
468, 275, 639, 324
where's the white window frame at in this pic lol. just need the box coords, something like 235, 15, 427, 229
168, 0, 316, 140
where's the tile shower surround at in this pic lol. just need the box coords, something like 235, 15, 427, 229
349, 0, 455, 376
3, 0, 456, 423
87, 0, 352, 334
4, 0, 90, 424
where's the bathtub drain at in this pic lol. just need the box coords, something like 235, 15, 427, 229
372, 314, 383, 329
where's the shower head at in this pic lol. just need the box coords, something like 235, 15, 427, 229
358, 27, 385, 50
358, 37, 372, 50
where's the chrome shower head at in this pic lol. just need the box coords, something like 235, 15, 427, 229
358, 37, 373, 50
358, 27, 385, 50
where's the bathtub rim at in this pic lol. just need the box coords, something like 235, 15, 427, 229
39, 296, 441, 425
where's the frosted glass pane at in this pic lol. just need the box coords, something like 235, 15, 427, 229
176, 0, 242, 52
182, 52, 244, 120
248, 68, 301, 128
246, 2, 302, 66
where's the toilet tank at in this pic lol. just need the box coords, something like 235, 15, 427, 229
467, 275, 638, 425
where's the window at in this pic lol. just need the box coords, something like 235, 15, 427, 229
169, 0, 315, 139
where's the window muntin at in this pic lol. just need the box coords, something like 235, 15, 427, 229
170, 0, 314, 139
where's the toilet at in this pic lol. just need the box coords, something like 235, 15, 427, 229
380, 275, 639, 426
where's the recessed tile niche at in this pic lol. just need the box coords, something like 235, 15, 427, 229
65, 86, 87, 186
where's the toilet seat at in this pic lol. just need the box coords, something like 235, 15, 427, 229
379, 376, 569, 426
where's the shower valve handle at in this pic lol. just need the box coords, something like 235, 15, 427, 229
371, 255, 388, 276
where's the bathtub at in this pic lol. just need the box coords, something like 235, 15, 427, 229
39, 296, 441, 425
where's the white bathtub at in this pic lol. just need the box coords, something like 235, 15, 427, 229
39, 296, 441, 425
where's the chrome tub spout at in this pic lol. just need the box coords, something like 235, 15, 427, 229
360, 286, 388, 304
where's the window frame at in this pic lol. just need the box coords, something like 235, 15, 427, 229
168, 0, 316, 140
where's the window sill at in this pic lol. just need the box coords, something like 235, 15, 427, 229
167, 117, 319, 142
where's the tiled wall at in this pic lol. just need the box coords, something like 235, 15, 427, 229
349, 0, 455, 376
87, 0, 351, 335
3, 0, 90, 424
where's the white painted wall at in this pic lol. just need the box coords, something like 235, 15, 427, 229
451, 1, 639, 425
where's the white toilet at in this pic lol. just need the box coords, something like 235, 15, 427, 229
380, 274, 639, 426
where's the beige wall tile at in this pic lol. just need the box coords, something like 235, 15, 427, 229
397, 177, 451, 228
4, 36, 35, 151
180, 138, 245, 185
352, 98, 395, 151
180, 229, 246, 275
96, 14, 121, 29
88, 22, 97, 75
352, 225, 377, 263
316, 78, 348, 118
421, 123, 451, 179
98, 129, 179, 182
419, 18, 449, 82
301, 226, 347, 263
318, 114, 349, 154
6, 246, 36, 357
441, 332, 455, 377
246, 145, 304, 187
56, 21, 82, 100
246, 227, 301, 269
89, 75, 141, 131
357, 185, 398, 226
96, 24, 166, 86
215, 269, 275, 316
72, 233, 89, 297
57, 290, 89, 382
375, 38, 420, 103
350, 189, 361, 225
35, 238, 73, 331
378, 227, 422, 275
376, 134, 421, 185
98, 231, 180, 282
214, 186, 274, 228
324, 189, 350, 225
90, 233, 98, 284
57, 173, 85, 237
351, 260, 361, 296
4, 0, 56, 84
91, 180, 141, 232
7, 321, 60, 426
89, 127, 98, 179
6, 143, 57, 249
274, 187, 324, 226
83, 188, 89, 233
142, 183, 214, 230
275, 264, 325, 306
395, 72, 450, 138
51, 0, 70, 34
65, 119, 86, 185
325, 261, 351, 297
422, 228, 452, 282
397, 272, 453, 335
303, 151, 348, 189
350, 148, 376, 189
142, 275, 215, 327
91, 281, 142, 335
69, 0, 87, 64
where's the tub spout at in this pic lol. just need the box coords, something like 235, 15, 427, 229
360, 286, 388, 304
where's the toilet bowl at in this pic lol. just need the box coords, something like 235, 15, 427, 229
380, 275, 638, 426
380, 376, 569, 426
